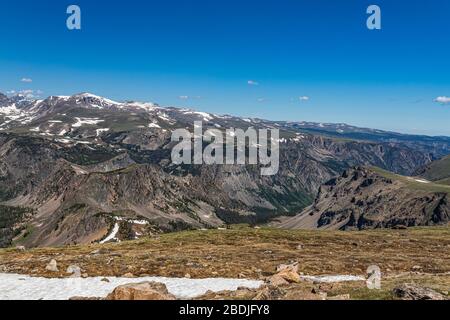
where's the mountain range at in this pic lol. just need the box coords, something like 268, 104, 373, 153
1, 92, 449, 247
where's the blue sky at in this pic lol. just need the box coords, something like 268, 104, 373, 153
0, 0, 449, 135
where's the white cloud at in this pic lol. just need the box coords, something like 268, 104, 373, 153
21, 78, 33, 83
299, 96, 310, 101
434, 96, 450, 104
247, 80, 259, 86
257, 98, 266, 102
19, 90, 36, 98
178, 95, 201, 100
9, 89, 43, 99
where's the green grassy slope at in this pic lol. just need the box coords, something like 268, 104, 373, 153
370, 166, 450, 194
420, 155, 450, 182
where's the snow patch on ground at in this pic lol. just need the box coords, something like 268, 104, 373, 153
74, 93, 121, 108
100, 223, 120, 244
55, 138, 71, 144
414, 178, 430, 184
406, 177, 431, 184
114, 217, 149, 225
148, 122, 161, 128
183, 111, 214, 122
72, 117, 105, 128
0, 273, 263, 300
126, 102, 157, 111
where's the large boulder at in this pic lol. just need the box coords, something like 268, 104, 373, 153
277, 269, 301, 283
393, 284, 447, 300
272, 262, 301, 284
267, 274, 289, 286
106, 282, 176, 300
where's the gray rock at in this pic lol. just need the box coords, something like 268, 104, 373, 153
393, 284, 447, 300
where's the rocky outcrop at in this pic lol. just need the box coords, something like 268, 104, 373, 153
393, 284, 447, 300
105, 282, 176, 300
278, 167, 450, 230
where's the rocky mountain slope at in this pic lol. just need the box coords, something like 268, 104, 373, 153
1, 92, 449, 247
286, 121, 450, 158
277, 166, 450, 230
414, 155, 450, 185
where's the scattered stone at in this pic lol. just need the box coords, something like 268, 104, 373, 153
45, 259, 59, 272
69, 296, 103, 300
123, 272, 135, 278
411, 265, 422, 271
263, 250, 273, 255
184, 273, 191, 279
81, 273, 89, 278
109, 253, 122, 257
101, 277, 110, 282
393, 284, 447, 300
312, 283, 334, 294
296, 244, 303, 250
15, 246, 26, 252
89, 248, 109, 255
252, 286, 285, 300
106, 282, 176, 300
186, 262, 203, 268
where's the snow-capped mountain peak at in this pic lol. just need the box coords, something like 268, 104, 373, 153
71, 92, 122, 108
